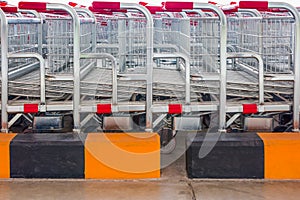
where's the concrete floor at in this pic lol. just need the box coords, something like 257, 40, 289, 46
1, 163, 300, 200
1, 132, 300, 200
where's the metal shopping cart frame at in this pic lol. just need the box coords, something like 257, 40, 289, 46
223, 1, 300, 132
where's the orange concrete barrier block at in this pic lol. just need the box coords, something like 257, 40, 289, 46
0, 134, 17, 178
85, 133, 160, 179
258, 133, 300, 179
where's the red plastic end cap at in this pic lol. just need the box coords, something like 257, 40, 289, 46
242, 104, 258, 114
168, 104, 183, 114
92, 1, 121, 10
1, 6, 18, 13
239, 1, 268, 10
24, 104, 39, 113
18, 1, 47, 11
164, 1, 194, 10
97, 104, 112, 114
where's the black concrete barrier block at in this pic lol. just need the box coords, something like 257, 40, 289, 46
10, 133, 86, 178
186, 132, 264, 179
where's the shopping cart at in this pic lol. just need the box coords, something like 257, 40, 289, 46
224, 1, 300, 132
0, 2, 98, 133
0, 4, 46, 132
142, 2, 227, 135
74, 1, 154, 132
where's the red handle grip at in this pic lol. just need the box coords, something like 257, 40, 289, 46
18, 1, 47, 11
239, 1, 269, 11
92, 1, 121, 10
89, 6, 114, 14
0, 6, 18, 13
146, 6, 164, 14
90, 7, 127, 14
164, 1, 194, 11
89, 6, 113, 14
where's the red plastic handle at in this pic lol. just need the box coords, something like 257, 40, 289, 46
239, 1, 269, 11
164, 1, 194, 11
18, 1, 47, 11
90, 7, 127, 14
89, 6, 113, 15
0, 6, 18, 13
89, 6, 114, 14
146, 6, 164, 14
92, 1, 121, 10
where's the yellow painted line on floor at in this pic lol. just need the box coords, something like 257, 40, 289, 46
0, 134, 17, 178
258, 133, 300, 179
85, 133, 160, 179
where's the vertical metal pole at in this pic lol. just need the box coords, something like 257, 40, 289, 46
143, 5, 154, 132
185, 57, 191, 105
121, 3, 154, 132
72, 9, 81, 133
47, 4, 81, 132
0, 9, 8, 132
257, 56, 264, 105
194, 3, 227, 132
118, 20, 126, 72
36, 12, 46, 106
257, 13, 264, 105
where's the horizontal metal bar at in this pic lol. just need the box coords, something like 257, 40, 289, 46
151, 104, 219, 113
8, 62, 39, 80
46, 75, 74, 81
7, 18, 42, 24
118, 74, 148, 81
80, 104, 146, 113
265, 75, 294, 81
226, 104, 291, 113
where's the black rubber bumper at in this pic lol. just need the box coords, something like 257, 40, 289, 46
186, 132, 264, 179
10, 133, 85, 178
